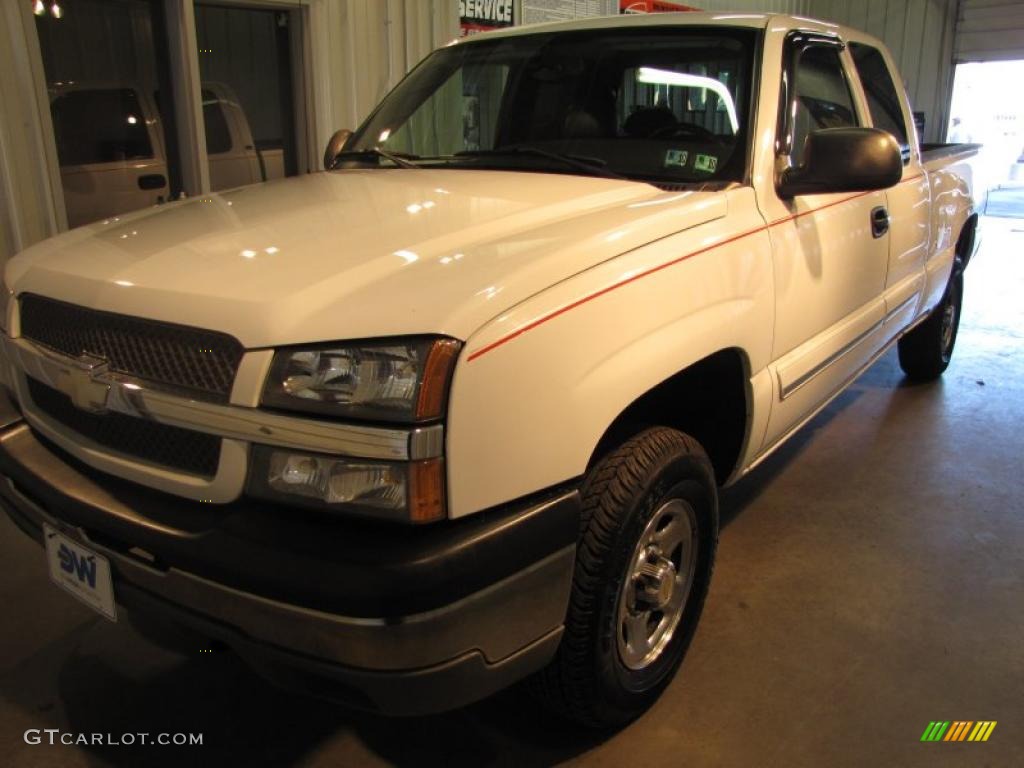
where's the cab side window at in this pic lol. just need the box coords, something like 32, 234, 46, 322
50, 88, 153, 166
789, 46, 858, 168
201, 90, 234, 155
849, 43, 910, 161
157, 89, 234, 155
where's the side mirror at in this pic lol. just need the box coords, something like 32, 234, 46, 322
323, 129, 353, 170
778, 127, 902, 198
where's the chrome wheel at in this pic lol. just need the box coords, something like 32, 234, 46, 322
616, 498, 698, 670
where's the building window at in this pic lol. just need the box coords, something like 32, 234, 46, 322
34, 0, 178, 228
195, 3, 301, 191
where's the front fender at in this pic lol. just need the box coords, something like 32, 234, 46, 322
445, 188, 774, 517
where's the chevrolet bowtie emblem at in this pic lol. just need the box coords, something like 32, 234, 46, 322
60, 354, 111, 414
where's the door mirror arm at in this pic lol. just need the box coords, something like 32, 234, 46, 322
323, 129, 353, 171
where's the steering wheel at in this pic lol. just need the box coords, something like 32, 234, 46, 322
649, 122, 724, 144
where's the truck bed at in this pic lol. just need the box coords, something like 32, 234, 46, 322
920, 142, 982, 170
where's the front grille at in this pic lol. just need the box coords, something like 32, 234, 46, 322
19, 294, 244, 402
27, 377, 221, 477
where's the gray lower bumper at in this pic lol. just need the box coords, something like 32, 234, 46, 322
0, 403, 577, 714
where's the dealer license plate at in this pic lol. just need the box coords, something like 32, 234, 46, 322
43, 523, 117, 621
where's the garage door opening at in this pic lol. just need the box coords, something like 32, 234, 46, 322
948, 60, 1024, 217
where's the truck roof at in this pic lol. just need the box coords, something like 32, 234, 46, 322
452, 12, 884, 59
453, 11, 859, 44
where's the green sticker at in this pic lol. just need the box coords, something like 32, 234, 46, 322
664, 149, 688, 168
694, 154, 718, 173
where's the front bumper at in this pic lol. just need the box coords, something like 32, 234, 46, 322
0, 394, 579, 715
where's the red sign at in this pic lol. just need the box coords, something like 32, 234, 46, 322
620, 1, 699, 12
460, 0, 515, 36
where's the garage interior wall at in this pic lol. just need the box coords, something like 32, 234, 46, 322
0, 2, 63, 266
0, 0, 459, 265
311, 0, 459, 151
0, 0, 964, 265
955, 0, 1024, 62
694, 0, 814, 12
807, 0, 958, 143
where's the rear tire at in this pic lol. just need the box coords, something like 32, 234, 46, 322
531, 427, 718, 728
898, 270, 963, 381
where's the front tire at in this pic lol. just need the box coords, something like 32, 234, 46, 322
532, 427, 718, 728
898, 270, 963, 381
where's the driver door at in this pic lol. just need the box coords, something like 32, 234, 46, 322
760, 35, 891, 450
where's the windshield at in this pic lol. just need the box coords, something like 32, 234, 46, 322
347, 26, 759, 186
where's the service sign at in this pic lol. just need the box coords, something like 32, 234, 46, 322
460, 0, 515, 36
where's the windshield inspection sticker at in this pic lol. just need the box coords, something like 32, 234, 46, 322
664, 149, 688, 168
694, 154, 718, 173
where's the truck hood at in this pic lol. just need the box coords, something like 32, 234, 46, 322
7, 170, 726, 348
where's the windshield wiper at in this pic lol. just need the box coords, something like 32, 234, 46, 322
331, 147, 421, 169
453, 147, 628, 180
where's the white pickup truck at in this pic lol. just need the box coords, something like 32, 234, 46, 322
49, 81, 286, 228
0, 13, 978, 726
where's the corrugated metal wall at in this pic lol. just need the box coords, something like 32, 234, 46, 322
809, 0, 957, 142
956, 0, 1024, 62
314, 0, 458, 140
696, 0, 813, 13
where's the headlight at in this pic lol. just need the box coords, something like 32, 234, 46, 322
248, 447, 445, 523
261, 337, 461, 422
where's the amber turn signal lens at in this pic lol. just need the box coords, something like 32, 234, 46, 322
408, 458, 446, 523
415, 339, 461, 420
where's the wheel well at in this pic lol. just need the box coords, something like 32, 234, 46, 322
588, 348, 749, 485
958, 213, 979, 270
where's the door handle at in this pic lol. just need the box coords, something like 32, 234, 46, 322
138, 174, 167, 191
870, 206, 889, 238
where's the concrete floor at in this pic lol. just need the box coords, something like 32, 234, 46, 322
1, 216, 1021, 767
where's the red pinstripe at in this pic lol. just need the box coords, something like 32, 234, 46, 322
467, 174, 926, 362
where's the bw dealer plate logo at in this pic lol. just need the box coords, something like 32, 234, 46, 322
59, 354, 111, 413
